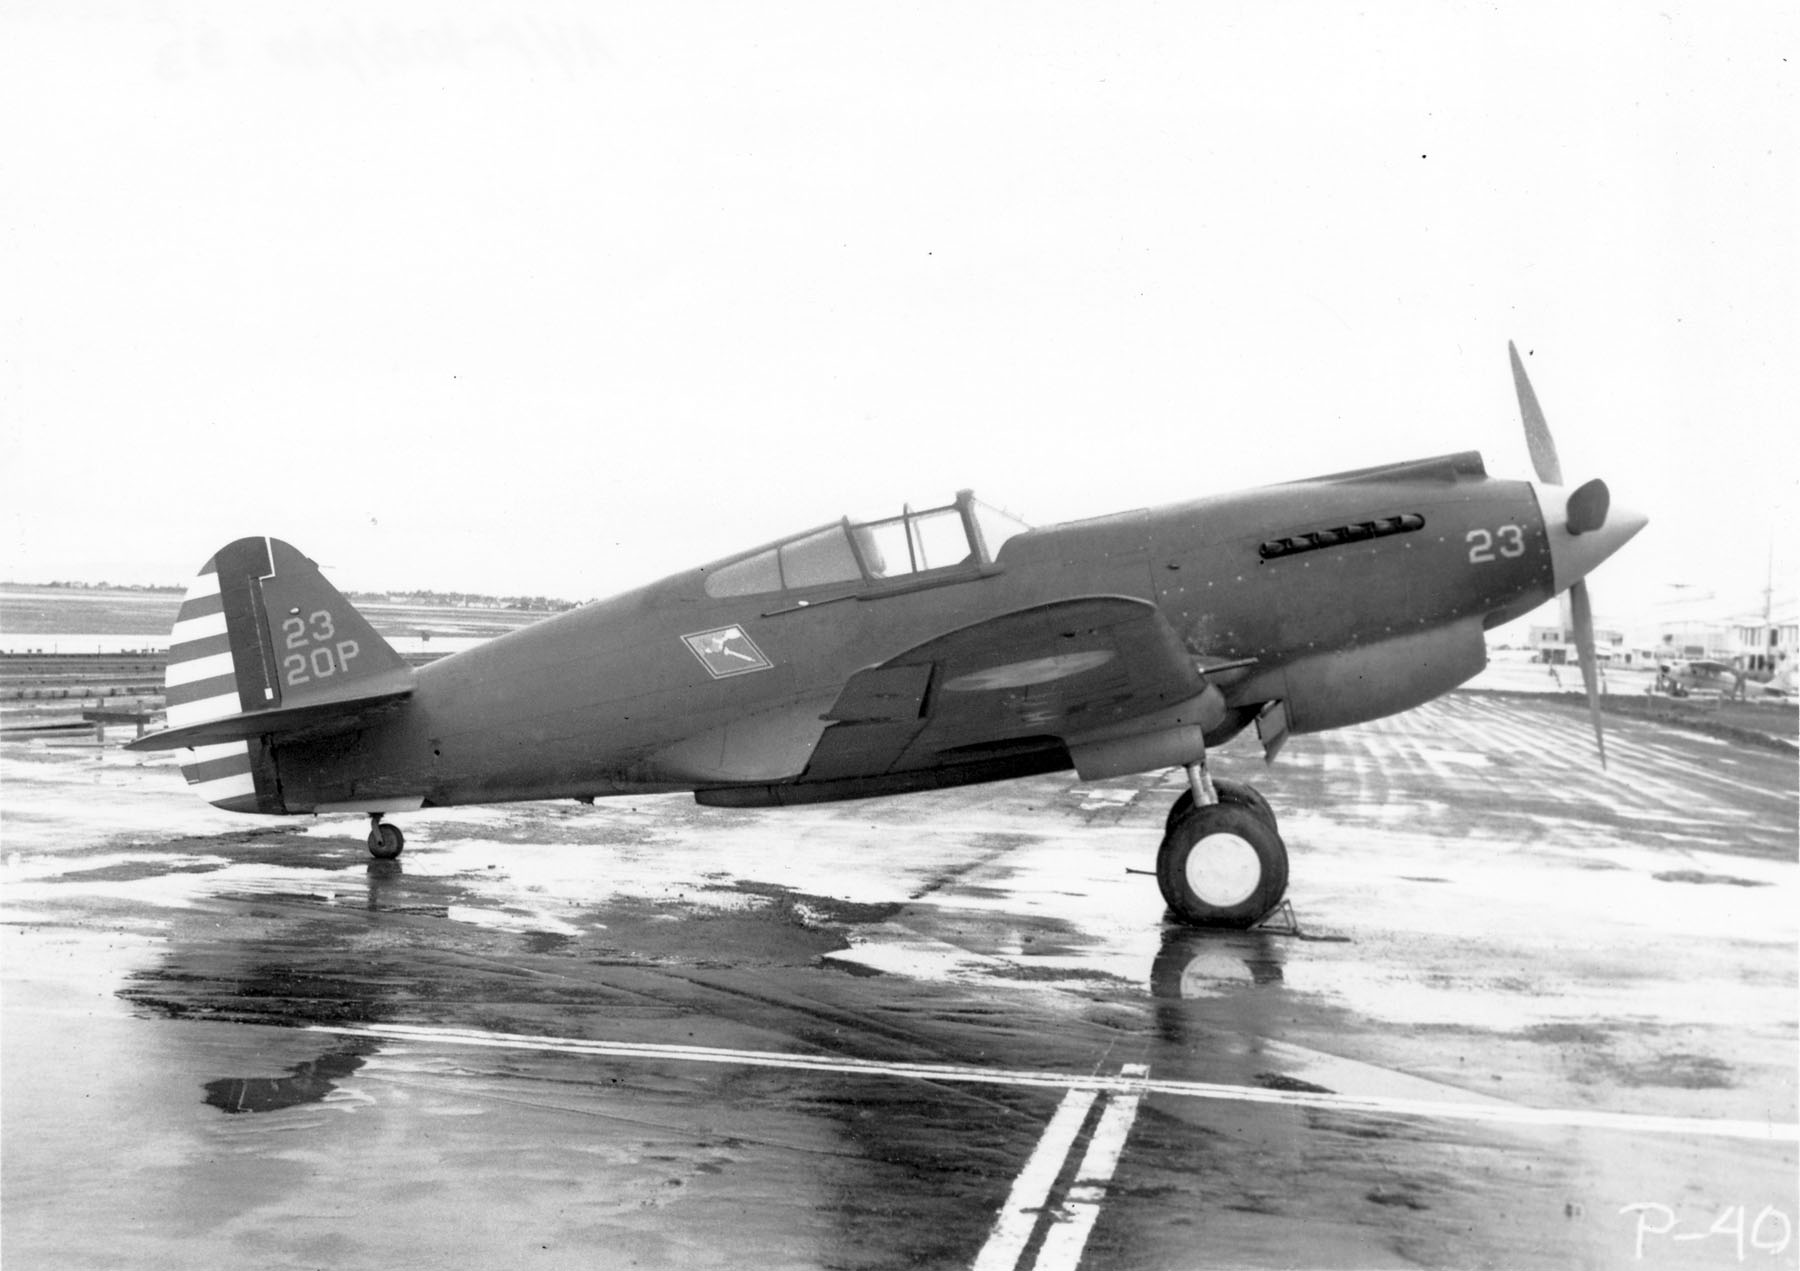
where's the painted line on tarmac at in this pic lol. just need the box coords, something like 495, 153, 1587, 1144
1032, 1065, 1146, 1271
970, 1088, 1098, 1271
311, 1022, 1800, 1144
970, 1065, 1148, 1271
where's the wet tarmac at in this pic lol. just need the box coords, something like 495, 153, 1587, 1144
3, 692, 1796, 1269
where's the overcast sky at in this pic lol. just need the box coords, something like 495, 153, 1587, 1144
3, 3, 1794, 631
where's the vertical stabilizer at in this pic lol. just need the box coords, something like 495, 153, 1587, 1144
160, 537, 408, 812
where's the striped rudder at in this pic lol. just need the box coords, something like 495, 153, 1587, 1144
167, 542, 277, 812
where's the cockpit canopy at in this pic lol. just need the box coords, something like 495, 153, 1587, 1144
703, 490, 1030, 598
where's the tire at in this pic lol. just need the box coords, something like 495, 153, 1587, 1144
1163, 779, 1278, 836
367, 823, 405, 860
1157, 802, 1288, 929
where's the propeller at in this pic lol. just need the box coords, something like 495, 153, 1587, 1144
1508, 341, 1608, 767
1510, 341, 1562, 484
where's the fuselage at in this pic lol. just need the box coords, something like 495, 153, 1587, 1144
268, 452, 1622, 813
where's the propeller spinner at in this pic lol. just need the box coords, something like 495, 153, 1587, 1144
1508, 342, 1648, 768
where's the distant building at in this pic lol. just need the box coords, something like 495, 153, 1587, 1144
1528, 621, 1629, 665
1728, 603, 1798, 681
1651, 608, 1796, 672
1655, 621, 1733, 663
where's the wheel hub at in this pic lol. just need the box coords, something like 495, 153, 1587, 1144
1184, 831, 1262, 907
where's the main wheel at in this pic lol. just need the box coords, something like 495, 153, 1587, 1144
1157, 802, 1288, 928
1164, 779, 1278, 835
367, 822, 404, 860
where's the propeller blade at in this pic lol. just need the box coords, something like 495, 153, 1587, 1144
1509, 341, 1562, 484
1566, 477, 1611, 534
1568, 579, 1607, 768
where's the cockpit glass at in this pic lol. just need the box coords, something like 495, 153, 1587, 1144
704, 549, 780, 597
703, 492, 1028, 598
972, 499, 1030, 559
910, 506, 973, 571
851, 519, 911, 579
779, 525, 861, 588
851, 505, 970, 577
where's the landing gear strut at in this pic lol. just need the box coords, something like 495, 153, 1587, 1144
367, 814, 404, 860
1156, 754, 1288, 928
1163, 778, 1278, 836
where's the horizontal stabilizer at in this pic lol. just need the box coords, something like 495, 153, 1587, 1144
127, 669, 413, 751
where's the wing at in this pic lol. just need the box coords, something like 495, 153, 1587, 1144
800, 596, 1220, 785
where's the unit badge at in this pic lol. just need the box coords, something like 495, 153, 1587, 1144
682, 625, 773, 679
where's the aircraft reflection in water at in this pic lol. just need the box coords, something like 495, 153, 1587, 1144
132, 346, 1644, 930
205, 1042, 375, 1115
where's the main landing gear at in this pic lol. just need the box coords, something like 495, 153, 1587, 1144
367, 813, 405, 860
1156, 755, 1288, 929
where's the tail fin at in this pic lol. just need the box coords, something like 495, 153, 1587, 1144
134, 537, 413, 811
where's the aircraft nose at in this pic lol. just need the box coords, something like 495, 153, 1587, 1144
1534, 481, 1649, 594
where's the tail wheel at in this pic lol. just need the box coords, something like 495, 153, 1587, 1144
1157, 803, 1288, 929
368, 822, 404, 860
1164, 778, 1278, 836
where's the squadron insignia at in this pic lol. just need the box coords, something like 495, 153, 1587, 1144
682, 625, 773, 679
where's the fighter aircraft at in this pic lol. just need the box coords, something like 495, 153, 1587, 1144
129, 345, 1645, 929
